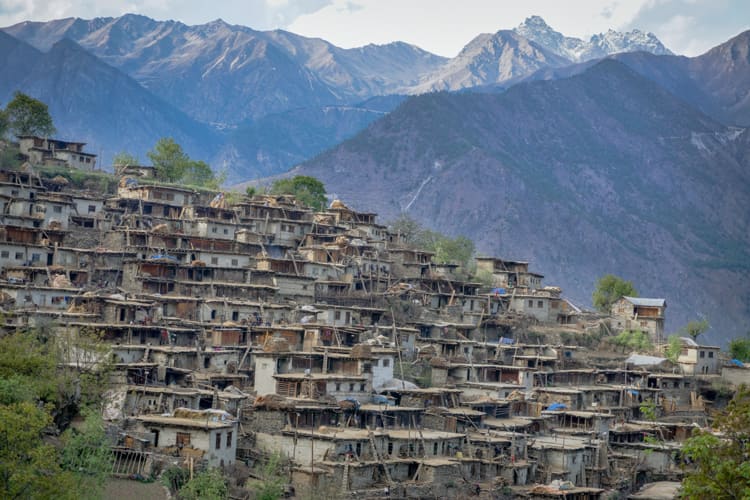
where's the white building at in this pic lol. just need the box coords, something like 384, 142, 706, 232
137, 408, 238, 467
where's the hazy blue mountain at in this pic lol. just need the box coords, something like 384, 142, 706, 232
516, 30, 750, 127
0, 33, 218, 166
291, 60, 750, 346
3, 15, 445, 125
216, 96, 407, 184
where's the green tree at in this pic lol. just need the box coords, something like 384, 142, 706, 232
681, 319, 709, 342
388, 214, 423, 247
112, 151, 139, 166
60, 408, 112, 498
251, 452, 286, 500
0, 330, 114, 499
161, 466, 190, 495
432, 234, 474, 267
729, 336, 750, 362
639, 399, 659, 421
4, 91, 56, 137
0, 108, 8, 138
179, 468, 228, 500
245, 186, 257, 198
592, 274, 638, 312
147, 138, 222, 188
679, 385, 750, 499
0, 402, 78, 499
270, 175, 327, 210
183, 159, 218, 188
612, 329, 652, 352
147, 137, 190, 182
665, 334, 682, 363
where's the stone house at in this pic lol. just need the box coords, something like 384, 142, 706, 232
611, 296, 666, 341
674, 337, 721, 375
18, 135, 97, 169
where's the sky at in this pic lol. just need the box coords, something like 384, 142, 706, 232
0, 0, 748, 57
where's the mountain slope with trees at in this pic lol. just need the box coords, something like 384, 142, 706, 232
292, 59, 750, 345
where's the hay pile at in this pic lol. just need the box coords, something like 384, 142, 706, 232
350, 344, 372, 359
430, 356, 449, 368
263, 337, 290, 353
51, 274, 72, 288
253, 394, 293, 410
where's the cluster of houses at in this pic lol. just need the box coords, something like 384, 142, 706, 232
1, 139, 746, 499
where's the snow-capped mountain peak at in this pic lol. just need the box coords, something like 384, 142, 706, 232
514, 15, 673, 62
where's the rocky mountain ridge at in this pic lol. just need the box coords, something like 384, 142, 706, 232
514, 15, 672, 62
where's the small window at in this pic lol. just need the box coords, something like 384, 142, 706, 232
231, 259, 238, 266
382, 358, 390, 367
215, 432, 221, 450
53, 206, 62, 213
349, 383, 355, 391
537, 300, 543, 308
211, 310, 217, 320
223, 228, 228, 235
700, 351, 705, 358
15, 252, 23, 260
0, 251, 8, 258
226, 431, 232, 447
11, 189, 18, 196
335, 383, 341, 391
708, 351, 714, 358
528, 300, 533, 308
211, 257, 218, 265
176, 432, 191, 447
212, 227, 217, 233
88, 205, 96, 213
360, 383, 365, 391
335, 311, 341, 320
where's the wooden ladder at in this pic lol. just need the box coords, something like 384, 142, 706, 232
341, 453, 351, 492
368, 430, 393, 485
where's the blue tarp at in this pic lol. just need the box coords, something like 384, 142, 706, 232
731, 359, 745, 367
371, 395, 395, 406
491, 288, 506, 295
149, 254, 179, 261
499, 337, 515, 345
627, 389, 640, 396
547, 403, 567, 411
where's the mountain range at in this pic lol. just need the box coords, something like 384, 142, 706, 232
2, 14, 675, 180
